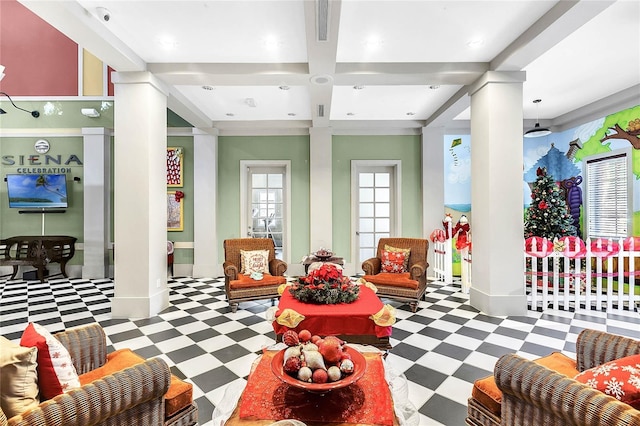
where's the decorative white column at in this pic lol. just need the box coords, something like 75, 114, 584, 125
82, 127, 111, 279
111, 71, 169, 318
422, 126, 445, 278
192, 128, 219, 278
309, 127, 333, 253
468, 71, 527, 316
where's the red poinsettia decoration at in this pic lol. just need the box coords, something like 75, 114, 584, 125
538, 200, 548, 209
291, 263, 359, 304
174, 191, 184, 202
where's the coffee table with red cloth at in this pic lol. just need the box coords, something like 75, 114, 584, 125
224, 350, 398, 426
272, 285, 392, 349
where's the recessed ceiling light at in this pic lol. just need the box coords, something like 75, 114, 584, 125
406, 112, 415, 116
310, 74, 333, 85
202, 85, 214, 91
279, 85, 290, 91
466, 38, 484, 48
353, 85, 365, 90
226, 113, 235, 117
363, 36, 384, 48
262, 35, 281, 49
346, 112, 355, 116
429, 85, 440, 90
287, 112, 296, 116
157, 35, 178, 50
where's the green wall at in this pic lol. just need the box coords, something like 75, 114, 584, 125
167, 136, 194, 265
332, 135, 423, 262
218, 135, 311, 263
0, 136, 85, 265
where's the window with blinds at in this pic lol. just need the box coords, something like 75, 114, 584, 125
584, 150, 631, 239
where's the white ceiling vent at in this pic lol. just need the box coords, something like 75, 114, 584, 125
316, 0, 329, 41
317, 104, 325, 118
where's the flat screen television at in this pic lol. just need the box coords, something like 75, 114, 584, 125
6, 174, 69, 209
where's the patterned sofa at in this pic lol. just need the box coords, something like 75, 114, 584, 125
0, 323, 197, 426
466, 329, 640, 426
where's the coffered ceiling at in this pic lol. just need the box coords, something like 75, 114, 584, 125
18, 0, 640, 134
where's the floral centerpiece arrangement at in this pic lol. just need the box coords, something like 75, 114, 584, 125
289, 263, 360, 304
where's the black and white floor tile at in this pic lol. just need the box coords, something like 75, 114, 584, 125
1, 275, 638, 425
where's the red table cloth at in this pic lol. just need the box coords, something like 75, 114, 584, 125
236, 350, 395, 425
272, 285, 392, 338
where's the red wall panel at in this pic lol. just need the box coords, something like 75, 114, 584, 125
0, 0, 78, 96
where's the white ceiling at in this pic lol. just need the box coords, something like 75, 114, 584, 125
18, 0, 640, 134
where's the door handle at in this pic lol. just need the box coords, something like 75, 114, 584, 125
356, 231, 360, 235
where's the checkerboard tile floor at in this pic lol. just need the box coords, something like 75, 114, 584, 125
1, 276, 638, 425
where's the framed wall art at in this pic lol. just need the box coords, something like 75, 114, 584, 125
167, 147, 183, 187
167, 191, 184, 231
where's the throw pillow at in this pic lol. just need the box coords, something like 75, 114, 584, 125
574, 354, 640, 409
240, 249, 270, 274
20, 323, 80, 400
381, 249, 406, 273
384, 244, 411, 270
0, 336, 40, 418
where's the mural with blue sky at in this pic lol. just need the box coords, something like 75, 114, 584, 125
445, 105, 640, 237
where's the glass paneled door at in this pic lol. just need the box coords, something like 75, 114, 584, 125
244, 164, 288, 260
352, 161, 401, 270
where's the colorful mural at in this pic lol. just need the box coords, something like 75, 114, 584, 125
444, 105, 640, 272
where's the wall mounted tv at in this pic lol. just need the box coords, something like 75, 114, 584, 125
6, 174, 68, 209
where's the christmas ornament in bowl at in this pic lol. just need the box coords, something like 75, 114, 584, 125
313, 248, 333, 260
272, 330, 366, 393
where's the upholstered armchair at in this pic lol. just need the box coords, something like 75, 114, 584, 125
223, 238, 288, 312
1, 323, 198, 426
466, 329, 640, 426
361, 237, 429, 312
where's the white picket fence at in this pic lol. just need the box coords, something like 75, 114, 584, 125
431, 220, 472, 293
432, 221, 453, 284
431, 229, 640, 312
525, 236, 640, 312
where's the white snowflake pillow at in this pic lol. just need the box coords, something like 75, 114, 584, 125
574, 354, 640, 408
381, 250, 406, 273
20, 323, 80, 400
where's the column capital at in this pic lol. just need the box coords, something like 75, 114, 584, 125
193, 127, 219, 136
81, 127, 112, 136
111, 71, 169, 96
468, 71, 526, 97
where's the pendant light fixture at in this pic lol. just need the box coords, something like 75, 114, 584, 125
524, 99, 550, 138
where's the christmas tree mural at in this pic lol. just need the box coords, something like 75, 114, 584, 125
524, 167, 577, 239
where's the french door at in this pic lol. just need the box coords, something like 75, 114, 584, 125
240, 161, 291, 261
352, 161, 401, 271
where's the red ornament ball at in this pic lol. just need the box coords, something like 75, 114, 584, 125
312, 369, 328, 383
283, 330, 300, 346
298, 329, 312, 342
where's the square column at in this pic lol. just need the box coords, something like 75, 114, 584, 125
111, 71, 170, 318
422, 126, 445, 277
468, 71, 527, 316
309, 127, 333, 252
192, 128, 219, 277
82, 127, 111, 278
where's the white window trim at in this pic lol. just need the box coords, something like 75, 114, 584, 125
582, 147, 633, 240
240, 160, 291, 264
350, 160, 402, 271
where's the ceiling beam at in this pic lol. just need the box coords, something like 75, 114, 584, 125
18, 0, 145, 72
304, 0, 342, 127
492, 0, 616, 71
